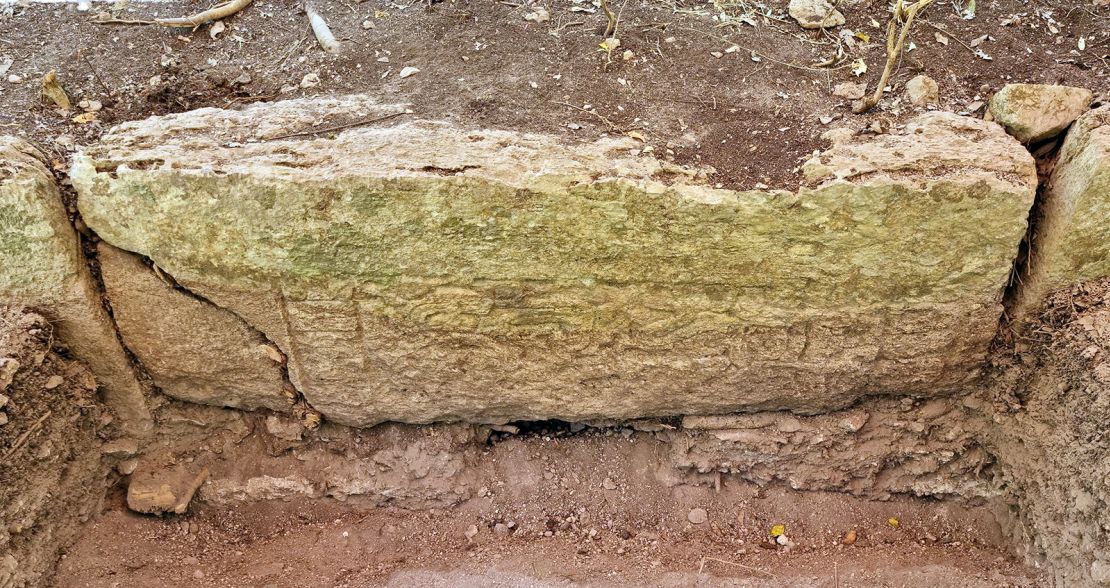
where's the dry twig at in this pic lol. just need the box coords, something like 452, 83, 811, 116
156, 0, 253, 28
855, 0, 935, 113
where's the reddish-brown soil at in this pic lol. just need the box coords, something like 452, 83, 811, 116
1, 0, 1107, 190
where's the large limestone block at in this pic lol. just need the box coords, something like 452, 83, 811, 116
0, 137, 151, 435
70, 97, 1036, 426
98, 244, 290, 412
1013, 105, 1110, 320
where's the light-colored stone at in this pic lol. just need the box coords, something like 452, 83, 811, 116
101, 437, 140, 458
265, 415, 305, 441
788, 0, 845, 29
72, 97, 1036, 426
0, 137, 151, 435
987, 84, 1093, 144
832, 82, 866, 100
1013, 106, 1110, 320
127, 462, 209, 515
905, 75, 938, 106
98, 244, 289, 412
0, 357, 18, 392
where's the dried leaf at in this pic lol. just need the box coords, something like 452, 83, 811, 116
71, 112, 97, 124
934, 32, 949, 45
624, 130, 646, 142
770, 524, 786, 537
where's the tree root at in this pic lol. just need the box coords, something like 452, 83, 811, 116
155, 0, 253, 28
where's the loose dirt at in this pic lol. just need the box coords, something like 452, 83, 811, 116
54, 428, 1043, 587
1, 0, 1107, 190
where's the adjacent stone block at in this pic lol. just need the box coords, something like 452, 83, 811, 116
71, 97, 1036, 426
988, 84, 1093, 144
98, 244, 290, 412
0, 137, 151, 435
1013, 105, 1110, 320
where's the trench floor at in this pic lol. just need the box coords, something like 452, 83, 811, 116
52, 432, 1043, 587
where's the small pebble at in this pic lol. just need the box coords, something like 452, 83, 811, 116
687, 508, 708, 525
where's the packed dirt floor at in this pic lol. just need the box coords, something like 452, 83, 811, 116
1, 0, 1108, 190
54, 433, 1041, 588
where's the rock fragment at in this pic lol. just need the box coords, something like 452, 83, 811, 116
905, 74, 938, 106
0, 357, 18, 392
687, 508, 708, 524
832, 82, 865, 100
127, 463, 209, 515
987, 84, 1093, 143
788, 0, 845, 29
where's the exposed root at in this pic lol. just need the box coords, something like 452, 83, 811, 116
155, 0, 253, 28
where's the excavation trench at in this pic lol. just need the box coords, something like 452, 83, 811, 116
2, 96, 1109, 587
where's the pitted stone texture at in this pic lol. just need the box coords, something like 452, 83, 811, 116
673, 397, 998, 499
72, 98, 1036, 426
0, 137, 151, 435
987, 84, 1093, 144
98, 244, 289, 412
1013, 105, 1110, 321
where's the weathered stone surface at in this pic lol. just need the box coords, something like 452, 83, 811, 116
987, 84, 1093, 144
1013, 105, 1110, 320
71, 97, 1036, 426
0, 136, 151, 435
675, 396, 998, 499
788, 0, 845, 29
98, 244, 289, 412
127, 462, 209, 515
